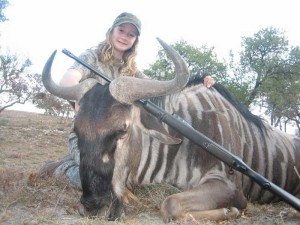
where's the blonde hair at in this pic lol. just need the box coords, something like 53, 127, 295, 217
97, 27, 139, 76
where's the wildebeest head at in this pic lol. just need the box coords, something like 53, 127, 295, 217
42, 38, 189, 217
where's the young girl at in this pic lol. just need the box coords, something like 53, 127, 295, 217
39, 12, 215, 188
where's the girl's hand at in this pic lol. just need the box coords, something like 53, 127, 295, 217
203, 75, 215, 88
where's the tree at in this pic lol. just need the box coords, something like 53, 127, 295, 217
144, 40, 226, 80
0, 51, 40, 113
144, 29, 300, 134
225, 27, 300, 133
239, 27, 289, 107
0, 0, 9, 22
0, 1, 45, 114
32, 82, 74, 118
261, 47, 300, 132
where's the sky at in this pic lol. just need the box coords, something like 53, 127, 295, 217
0, 0, 300, 112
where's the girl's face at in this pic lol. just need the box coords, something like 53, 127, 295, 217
111, 23, 138, 57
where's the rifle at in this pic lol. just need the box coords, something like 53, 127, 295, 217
62, 49, 300, 211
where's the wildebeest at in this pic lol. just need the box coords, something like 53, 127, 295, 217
42, 39, 300, 222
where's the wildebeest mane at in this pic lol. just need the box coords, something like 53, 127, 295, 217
214, 83, 265, 132
187, 74, 265, 132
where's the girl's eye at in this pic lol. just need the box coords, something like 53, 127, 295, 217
129, 33, 136, 38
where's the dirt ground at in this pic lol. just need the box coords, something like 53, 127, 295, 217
0, 110, 299, 225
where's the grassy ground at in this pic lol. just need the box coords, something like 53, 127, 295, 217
0, 110, 299, 225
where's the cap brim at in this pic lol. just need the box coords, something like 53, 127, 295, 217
114, 21, 140, 35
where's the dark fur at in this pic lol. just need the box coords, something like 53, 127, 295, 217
75, 84, 128, 219
173, 73, 264, 131
73, 75, 287, 220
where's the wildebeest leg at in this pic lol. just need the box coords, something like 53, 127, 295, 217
112, 137, 138, 204
107, 193, 124, 221
160, 178, 247, 222
182, 207, 240, 221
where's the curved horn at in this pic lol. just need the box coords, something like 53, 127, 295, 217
42, 51, 98, 101
109, 38, 190, 104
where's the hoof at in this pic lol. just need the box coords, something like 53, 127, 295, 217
161, 196, 182, 223
107, 196, 124, 221
224, 207, 240, 219
77, 203, 86, 216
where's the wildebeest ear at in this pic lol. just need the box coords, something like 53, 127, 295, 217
137, 106, 182, 145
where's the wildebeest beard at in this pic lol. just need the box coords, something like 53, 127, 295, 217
74, 84, 131, 218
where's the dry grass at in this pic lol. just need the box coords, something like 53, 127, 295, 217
0, 110, 299, 225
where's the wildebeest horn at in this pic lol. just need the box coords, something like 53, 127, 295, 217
109, 38, 190, 104
42, 50, 98, 101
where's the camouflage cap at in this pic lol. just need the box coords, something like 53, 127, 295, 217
112, 12, 141, 35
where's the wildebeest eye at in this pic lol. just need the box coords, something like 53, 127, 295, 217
106, 123, 128, 142
115, 127, 127, 139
